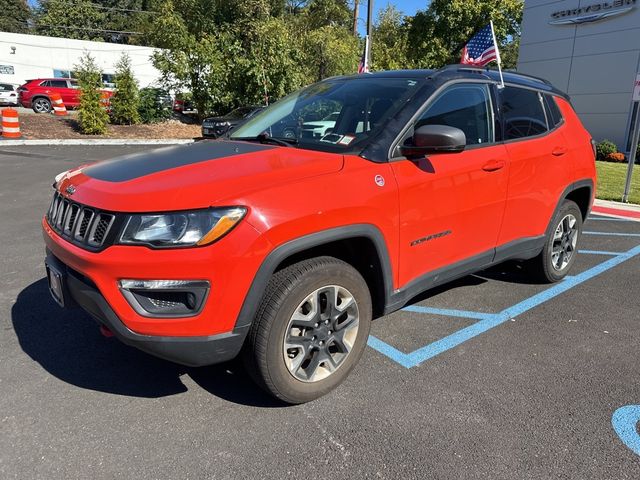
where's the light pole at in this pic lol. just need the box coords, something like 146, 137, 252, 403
366, 0, 373, 66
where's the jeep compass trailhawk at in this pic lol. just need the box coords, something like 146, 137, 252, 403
43, 66, 596, 403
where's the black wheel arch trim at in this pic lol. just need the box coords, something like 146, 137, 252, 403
233, 224, 395, 331
546, 179, 593, 237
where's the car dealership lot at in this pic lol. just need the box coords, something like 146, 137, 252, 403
1, 145, 639, 479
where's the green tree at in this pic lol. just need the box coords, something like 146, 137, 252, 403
35, 0, 107, 41
371, 4, 409, 71
75, 52, 110, 134
148, 0, 309, 116
303, 25, 359, 81
0, 0, 31, 33
110, 53, 141, 124
501, 36, 520, 70
305, 0, 351, 29
406, 0, 523, 68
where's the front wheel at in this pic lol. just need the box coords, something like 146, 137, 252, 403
243, 257, 372, 404
528, 199, 583, 283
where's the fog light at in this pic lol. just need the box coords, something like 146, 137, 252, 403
119, 279, 210, 318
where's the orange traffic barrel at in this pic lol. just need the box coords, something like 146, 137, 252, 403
1, 108, 21, 138
100, 91, 111, 111
50, 92, 67, 116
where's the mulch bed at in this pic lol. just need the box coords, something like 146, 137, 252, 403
14, 111, 201, 140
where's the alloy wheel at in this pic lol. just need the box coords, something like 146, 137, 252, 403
283, 285, 359, 383
551, 213, 578, 271
33, 98, 51, 113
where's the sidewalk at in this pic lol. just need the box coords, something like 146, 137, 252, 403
592, 199, 640, 221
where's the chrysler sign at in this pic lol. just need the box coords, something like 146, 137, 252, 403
550, 0, 636, 25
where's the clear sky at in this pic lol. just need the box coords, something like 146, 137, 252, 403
357, 0, 428, 33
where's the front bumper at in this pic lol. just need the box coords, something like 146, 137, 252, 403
46, 252, 249, 367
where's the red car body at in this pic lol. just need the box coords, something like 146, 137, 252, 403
42, 67, 596, 396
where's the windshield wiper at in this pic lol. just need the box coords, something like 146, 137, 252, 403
234, 133, 297, 148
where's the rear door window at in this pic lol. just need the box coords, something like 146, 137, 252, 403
49, 80, 69, 88
416, 83, 495, 146
501, 87, 548, 140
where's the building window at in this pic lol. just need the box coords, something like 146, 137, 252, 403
53, 69, 71, 79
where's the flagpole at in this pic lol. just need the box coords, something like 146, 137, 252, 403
490, 20, 505, 89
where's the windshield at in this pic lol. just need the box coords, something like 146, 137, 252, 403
231, 77, 422, 152
226, 107, 253, 119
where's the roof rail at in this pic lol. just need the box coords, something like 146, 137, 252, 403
502, 69, 553, 86
435, 64, 488, 75
433, 64, 554, 87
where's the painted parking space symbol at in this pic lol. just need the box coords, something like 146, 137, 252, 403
367, 230, 640, 369
612, 405, 640, 456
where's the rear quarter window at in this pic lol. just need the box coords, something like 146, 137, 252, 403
501, 86, 548, 140
544, 95, 563, 127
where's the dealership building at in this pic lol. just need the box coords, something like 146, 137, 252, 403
518, 0, 640, 152
0, 32, 161, 90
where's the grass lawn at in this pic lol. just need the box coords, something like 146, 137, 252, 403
596, 161, 640, 204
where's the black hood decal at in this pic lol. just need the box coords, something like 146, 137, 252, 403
83, 140, 274, 182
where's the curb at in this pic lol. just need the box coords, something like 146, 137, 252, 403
593, 199, 640, 221
0, 138, 196, 146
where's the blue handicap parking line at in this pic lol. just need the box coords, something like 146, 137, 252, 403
584, 231, 640, 237
368, 244, 640, 368
612, 405, 640, 457
402, 305, 496, 321
579, 250, 624, 256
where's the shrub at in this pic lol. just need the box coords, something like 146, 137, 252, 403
110, 53, 140, 125
605, 152, 626, 163
138, 88, 172, 124
75, 52, 109, 135
595, 140, 617, 161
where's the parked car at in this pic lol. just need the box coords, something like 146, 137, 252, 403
42, 66, 596, 404
173, 97, 196, 114
18, 78, 112, 113
0, 83, 18, 106
302, 111, 340, 137
201, 106, 264, 138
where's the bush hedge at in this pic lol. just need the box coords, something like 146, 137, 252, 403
596, 140, 617, 161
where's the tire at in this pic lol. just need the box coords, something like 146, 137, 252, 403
528, 199, 583, 283
243, 256, 372, 404
32, 97, 52, 114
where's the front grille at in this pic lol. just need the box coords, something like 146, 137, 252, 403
46, 191, 117, 250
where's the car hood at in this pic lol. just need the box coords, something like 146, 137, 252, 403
56, 140, 344, 212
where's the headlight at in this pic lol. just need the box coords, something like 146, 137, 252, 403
119, 207, 247, 248
214, 121, 228, 127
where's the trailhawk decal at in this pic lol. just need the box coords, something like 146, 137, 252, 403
410, 230, 452, 247
83, 141, 274, 182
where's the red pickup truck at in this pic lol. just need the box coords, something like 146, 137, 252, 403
43, 66, 596, 403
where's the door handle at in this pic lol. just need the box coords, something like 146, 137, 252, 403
552, 147, 567, 156
482, 160, 505, 172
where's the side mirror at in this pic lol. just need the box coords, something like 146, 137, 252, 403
400, 125, 466, 157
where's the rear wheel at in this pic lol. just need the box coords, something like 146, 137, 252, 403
528, 200, 583, 283
32, 97, 52, 114
243, 257, 372, 404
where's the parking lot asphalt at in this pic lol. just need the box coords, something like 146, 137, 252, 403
1, 145, 639, 479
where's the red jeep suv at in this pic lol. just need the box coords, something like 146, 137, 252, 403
19, 78, 81, 113
43, 66, 596, 403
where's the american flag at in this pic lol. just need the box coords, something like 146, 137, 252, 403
358, 35, 370, 74
460, 24, 498, 67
